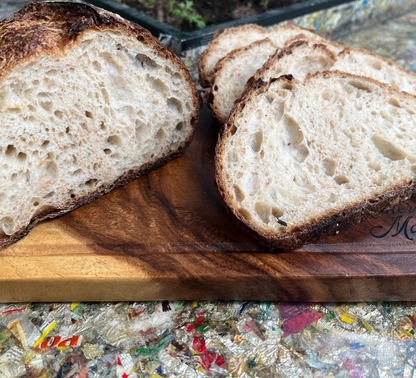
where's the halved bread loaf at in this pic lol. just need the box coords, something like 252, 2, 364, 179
211, 39, 277, 123
0, 2, 199, 248
216, 72, 416, 250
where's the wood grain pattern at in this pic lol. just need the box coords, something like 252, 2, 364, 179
1, 106, 416, 303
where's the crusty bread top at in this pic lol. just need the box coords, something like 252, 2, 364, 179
0, 2, 192, 86
216, 71, 416, 250
282, 32, 344, 54
198, 24, 267, 87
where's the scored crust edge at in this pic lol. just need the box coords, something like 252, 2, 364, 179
0, 2, 199, 248
215, 72, 416, 251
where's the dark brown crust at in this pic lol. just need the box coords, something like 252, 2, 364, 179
197, 24, 267, 88
0, 147, 188, 249
0, 2, 199, 248
215, 72, 416, 251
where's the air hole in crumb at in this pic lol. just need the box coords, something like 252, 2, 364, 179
388, 98, 402, 108
249, 131, 263, 153
84, 179, 98, 188
292, 144, 309, 163
43, 191, 55, 199
322, 89, 332, 101
380, 110, 393, 122
156, 129, 165, 139
323, 158, 336, 176
282, 115, 303, 145
107, 135, 122, 146
65, 127, 70, 134
349, 80, 372, 92
100, 122, 107, 131
149, 77, 168, 93
176, 122, 184, 131
33, 201, 39, 207
167, 98, 182, 114
5, 145, 16, 157
372, 135, 406, 161
230, 125, 237, 136
70, 193, 76, 199
233, 185, 245, 202
85, 111, 93, 119
135, 54, 158, 70
335, 175, 349, 185
104, 148, 111, 155
41, 140, 50, 148
368, 162, 381, 172
17, 152, 26, 162
54, 110, 64, 119
238, 208, 251, 221
255, 202, 271, 224
92, 61, 102, 72
1, 217, 14, 235
11, 173, 17, 181
371, 59, 382, 70
40, 101, 53, 113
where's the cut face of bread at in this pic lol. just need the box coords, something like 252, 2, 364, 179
331, 48, 416, 95
0, 2, 198, 247
212, 39, 277, 123
269, 24, 343, 55
253, 40, 336, 85
198, 24, 268, 87
197, 23, 336, 88
216, 72, 416, 250
254, 41, 416, 99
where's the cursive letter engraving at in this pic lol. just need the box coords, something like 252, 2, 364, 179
370, 215, 416, 240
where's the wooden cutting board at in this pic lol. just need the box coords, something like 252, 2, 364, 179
1, 106, 416, 303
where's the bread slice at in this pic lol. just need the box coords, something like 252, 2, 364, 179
198, 23, 337, 88
211, 39, 277, 123
216, 72, 416, 250
269, 24, 343, 55
252, 40, 336, 86
0, 2, 199, 248
198, 24, 268, 88
254, 40, 416, 98
332, 47, 416, 94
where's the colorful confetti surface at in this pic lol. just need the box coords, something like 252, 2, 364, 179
2, 0, 416, 377
2, 302, 416, 377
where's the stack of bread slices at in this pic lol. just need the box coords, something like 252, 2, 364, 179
199, 24, 416, 250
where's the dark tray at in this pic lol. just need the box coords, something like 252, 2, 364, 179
87, 0, 354, 54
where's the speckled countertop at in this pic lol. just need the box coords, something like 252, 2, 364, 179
1, 1, 416, 377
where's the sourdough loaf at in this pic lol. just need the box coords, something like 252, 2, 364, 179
0, 2, 199, 248
216, 72, 416, 250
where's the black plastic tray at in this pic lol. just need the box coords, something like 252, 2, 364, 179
87, 0, 354, 54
